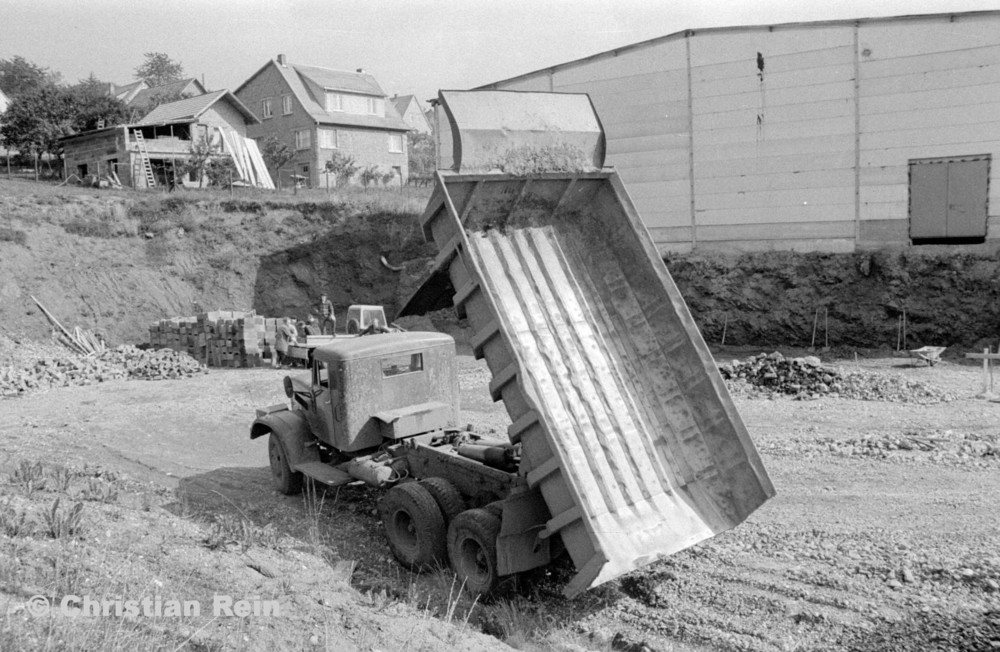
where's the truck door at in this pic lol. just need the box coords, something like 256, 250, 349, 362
311, 360, 340, 444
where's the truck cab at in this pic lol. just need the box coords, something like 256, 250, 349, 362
286, 331, 458, 453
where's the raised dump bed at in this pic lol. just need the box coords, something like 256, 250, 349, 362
402, 90, 775, 597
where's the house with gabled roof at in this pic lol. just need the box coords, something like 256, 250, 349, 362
107, 80, 147, 104
61, 89, 269, 189
128, 78, 207, 109
234, 54, 410, 188
391, 95, 432, 134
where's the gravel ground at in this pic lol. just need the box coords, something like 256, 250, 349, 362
0, 349, 997, 651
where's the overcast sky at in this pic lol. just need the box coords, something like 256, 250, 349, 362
2, 0, 998, 105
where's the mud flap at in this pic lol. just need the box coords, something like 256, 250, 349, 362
496, 488, 551, 576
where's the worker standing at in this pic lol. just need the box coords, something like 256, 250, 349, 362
318, 294, 336, 336
275, 317, 298, 367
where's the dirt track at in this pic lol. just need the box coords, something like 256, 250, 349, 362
1, 351, 998, 651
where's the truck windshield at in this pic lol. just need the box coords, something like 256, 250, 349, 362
381, 353, 423, 377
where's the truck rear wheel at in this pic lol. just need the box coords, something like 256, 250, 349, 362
419, 477, 465, 525
448, 508, 501, 597
379, 483, 447, 570
268, 433, 303, 495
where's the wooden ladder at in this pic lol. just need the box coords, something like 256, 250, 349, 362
132, 129, 156, 188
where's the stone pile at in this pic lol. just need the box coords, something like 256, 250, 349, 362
100, 345, 208, 381
0, 345, 206, 396
719, 351, 952, 403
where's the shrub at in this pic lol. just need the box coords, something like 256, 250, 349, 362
0, 227, 28, 246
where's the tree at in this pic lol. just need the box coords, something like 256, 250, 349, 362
182, 131, 221, 188
0, 85, 76, 174
326, 151, 358, 185
67, 74, 129, 131
407, 131, 436, 177
129, 90, 185, 123
259, 135, 294, 172
359, 164, 380, 189
0, 55, 57, 98
134, 52, 183, 88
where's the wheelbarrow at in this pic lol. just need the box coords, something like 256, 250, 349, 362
908, 346, 946, 366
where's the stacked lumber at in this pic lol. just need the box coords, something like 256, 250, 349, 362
149, 311, 279, 368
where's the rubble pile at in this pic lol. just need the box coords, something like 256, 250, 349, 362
1, 345, 206, 396
99, 345, 207, 380
0, 355, 127, 395
719, 352, 952, 403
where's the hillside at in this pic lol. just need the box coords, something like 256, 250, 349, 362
0, 180, 436, 345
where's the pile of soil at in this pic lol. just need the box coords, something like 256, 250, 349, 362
720, 351, 953, 403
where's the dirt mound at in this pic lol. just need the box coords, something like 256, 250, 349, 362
0, 186, 433, 347
720, 351, 953, 403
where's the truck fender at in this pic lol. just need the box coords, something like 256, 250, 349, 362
250, 409, 320, 469
495, 487, 552, 576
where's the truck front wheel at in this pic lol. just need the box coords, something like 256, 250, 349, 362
379, 483, 447, 570
268, 433, 303, 495
448, 509, 501, 597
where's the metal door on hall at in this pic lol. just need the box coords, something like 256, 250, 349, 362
909, 156, 989, 241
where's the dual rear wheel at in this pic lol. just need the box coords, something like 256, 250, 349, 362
378, 478, 502, 596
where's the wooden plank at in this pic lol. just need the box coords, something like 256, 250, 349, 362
859, 17, 1000, 61
695, 203, 853, 226
694, 98, 854, 130
694, 151, 855, 178
694, 186, 853, 211
861, 103, 1000, 132
861, 85, 1000, 116
693, 220, 855, 241
699, 168, 856, 194
695, 133, 855, 163
690, 25, 851, 66
861, 142, 1000, 167
552, 38, 687, 85
694, 79, 855, 114
860, 62, 1000, 97
863, 122, 1000, 150
691, 44, 855, 80
859, 42, 1000, 80
217, 129, 246, 180
695, 118, 855, 148
692, 63, 854, 98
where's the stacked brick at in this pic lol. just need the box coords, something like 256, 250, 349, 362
149, 311, 280, 368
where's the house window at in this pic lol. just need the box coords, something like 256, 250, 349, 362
388, 133, 403, 153
262, 98, 273, 119
295, 129, 311, 150
282, 95, 293, 115
366, 97, 383, 115
909, 155, 989, 244
326, 92, 343, 112
319, 128, 339, 149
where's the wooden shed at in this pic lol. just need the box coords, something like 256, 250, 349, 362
477, 11, 1000, 253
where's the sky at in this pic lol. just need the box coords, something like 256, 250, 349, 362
3, 0, 999, 106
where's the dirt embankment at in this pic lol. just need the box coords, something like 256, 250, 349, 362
2, 182, 999, 352
667, 250, 1000, 350
0, 185, 434, 345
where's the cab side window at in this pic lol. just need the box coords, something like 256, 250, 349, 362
314, 361, 334, 389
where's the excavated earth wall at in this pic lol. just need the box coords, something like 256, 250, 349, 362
665, 249, 1000, 350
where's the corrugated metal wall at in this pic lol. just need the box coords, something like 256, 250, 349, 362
484, 12, 1000, 253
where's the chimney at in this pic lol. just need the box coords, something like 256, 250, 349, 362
356, 68, 365, 74
277, 54, 287, 66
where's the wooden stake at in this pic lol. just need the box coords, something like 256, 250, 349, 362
721, 314, 728, 346
810, 308, 819, 350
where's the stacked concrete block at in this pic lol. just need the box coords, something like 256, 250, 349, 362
149, 311, 278, 368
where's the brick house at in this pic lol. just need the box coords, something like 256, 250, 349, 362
234, 55, 410, 188
391, 95, 432, 134
61, 90, 264, 188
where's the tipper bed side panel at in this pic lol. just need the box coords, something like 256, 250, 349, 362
428, 173, 773, 597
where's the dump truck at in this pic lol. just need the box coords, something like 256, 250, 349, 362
251, 89, 774, 598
